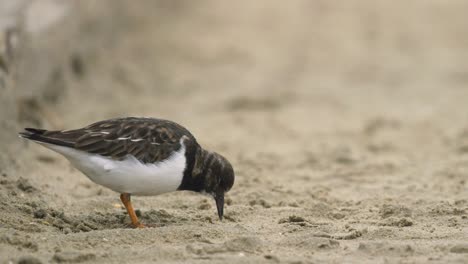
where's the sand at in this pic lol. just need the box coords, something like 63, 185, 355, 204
0, 1, 467, 263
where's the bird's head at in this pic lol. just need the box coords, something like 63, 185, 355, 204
196, 151, 235, 220
180, 146, 235, 220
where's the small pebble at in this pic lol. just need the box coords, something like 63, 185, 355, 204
33, 209, 47, 219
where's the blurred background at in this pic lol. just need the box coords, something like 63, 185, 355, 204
1, 0, 467, 263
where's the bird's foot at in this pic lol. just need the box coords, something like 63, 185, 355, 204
132, 222, 146, 228
127, 222, 157, 228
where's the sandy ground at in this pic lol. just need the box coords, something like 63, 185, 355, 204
1, 1, 468, 263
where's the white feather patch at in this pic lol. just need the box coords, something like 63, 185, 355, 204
37, 140, 186, 196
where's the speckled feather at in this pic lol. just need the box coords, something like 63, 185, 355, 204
35, 117, 197, 164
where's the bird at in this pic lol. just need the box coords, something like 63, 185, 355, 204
19, 117, 235, 228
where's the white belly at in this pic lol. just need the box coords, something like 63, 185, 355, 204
40, 143, 186, 196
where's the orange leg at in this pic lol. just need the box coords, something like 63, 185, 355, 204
120, 193, 144, 228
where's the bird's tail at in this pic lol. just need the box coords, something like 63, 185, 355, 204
19, 128, 74, 147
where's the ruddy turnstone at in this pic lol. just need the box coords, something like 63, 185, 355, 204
19, 117, 235, 228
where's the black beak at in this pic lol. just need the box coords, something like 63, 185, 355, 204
215, 194, 224, 221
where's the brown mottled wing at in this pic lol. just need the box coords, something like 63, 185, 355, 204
43, 117, 196, 163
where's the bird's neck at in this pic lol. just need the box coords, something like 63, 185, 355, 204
177, 145, 209, 192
